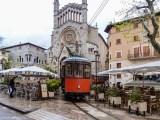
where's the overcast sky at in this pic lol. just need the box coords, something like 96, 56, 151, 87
0, 0, 123, 48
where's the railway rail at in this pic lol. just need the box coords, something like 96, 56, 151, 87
72, 101, 119, 120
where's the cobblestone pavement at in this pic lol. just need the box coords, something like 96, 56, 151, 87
0, 105, 33, 120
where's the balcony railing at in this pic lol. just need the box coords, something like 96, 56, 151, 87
128, 52, 160, 60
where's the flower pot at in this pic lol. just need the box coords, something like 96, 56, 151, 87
109, 96, 121, 106
128, 100, 147, 116
90, 90, 95, 96
98, 93, 104, 100
48, 92, 55, 98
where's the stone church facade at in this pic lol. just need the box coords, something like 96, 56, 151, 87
48, 0, 108, 74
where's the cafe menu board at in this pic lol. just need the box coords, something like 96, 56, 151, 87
41, 84, 48, 98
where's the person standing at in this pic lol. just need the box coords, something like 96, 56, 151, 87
9, 76, 17, 98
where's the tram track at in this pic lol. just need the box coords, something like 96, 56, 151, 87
85, 101, 121, 120
72, 102, 98, 120
72, 100, 119, 120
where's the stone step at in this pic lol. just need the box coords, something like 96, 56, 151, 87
26, 109, 71, 120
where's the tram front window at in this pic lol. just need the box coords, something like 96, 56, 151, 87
74, 64, 83, 78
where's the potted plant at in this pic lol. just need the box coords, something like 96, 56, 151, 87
90, 85, 96, 97
128, 89, 147, 116
47, 79, 61, 98
97, 86, 105, 100
106, 87, 121, 107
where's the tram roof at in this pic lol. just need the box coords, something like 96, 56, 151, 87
63, 56, 90, 63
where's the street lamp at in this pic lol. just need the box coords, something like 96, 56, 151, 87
94, 50, 100, 100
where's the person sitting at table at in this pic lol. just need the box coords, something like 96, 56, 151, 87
150, 87, 155, 96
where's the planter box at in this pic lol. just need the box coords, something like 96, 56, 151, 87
98, 93, 104, 100
128, 100, 147, 116
90, 90, 95, 96
42, 92, 48, 98
48, 92, 55, 98
109, 96, 121, 105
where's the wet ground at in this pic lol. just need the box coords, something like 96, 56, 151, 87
0, 105, 33, 120
30, 99, 94, 120
0, 93, 94, 120
0, 93, 159, 120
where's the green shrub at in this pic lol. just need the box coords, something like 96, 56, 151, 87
129, 88, 141, 103
1, 77, 9, 85
106, 87, 120, 97
91, 85, 96, 91
47, 79, 61, 92
97, 86, 104, 93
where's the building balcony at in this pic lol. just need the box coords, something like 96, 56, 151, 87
128, 52, 160, 60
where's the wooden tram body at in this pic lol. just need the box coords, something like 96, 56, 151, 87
60, 57, 91, 98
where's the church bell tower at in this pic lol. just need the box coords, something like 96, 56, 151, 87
82, 0, 88, 23
54, 0, 59, 28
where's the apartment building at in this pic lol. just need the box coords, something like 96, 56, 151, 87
105, 14, 160, 85
0, 50, 9, 70
1, 43, 47, 68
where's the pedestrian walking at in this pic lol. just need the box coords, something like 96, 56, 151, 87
9, 76, 17, 98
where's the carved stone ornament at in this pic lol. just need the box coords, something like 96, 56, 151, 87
63, 30, 76, 43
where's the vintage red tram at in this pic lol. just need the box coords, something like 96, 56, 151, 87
60, 56, 91, 98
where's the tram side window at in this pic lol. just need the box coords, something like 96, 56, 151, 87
74, 64, 83, 78
84, 65, 91, 78
66, 64, 73, 77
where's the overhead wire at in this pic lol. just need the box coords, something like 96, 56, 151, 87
89, 0, 107, 24
89, 0, 110, 25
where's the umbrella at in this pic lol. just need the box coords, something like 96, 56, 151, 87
19, 66, 58, 77
98, 60, 160, 75
98, 60, 160, 87
0, 67, 22, 75
0, 66, 58, 77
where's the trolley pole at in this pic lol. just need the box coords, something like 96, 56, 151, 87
94, 50, 100, 100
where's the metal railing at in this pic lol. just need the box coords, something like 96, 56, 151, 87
128, 53, 160, 60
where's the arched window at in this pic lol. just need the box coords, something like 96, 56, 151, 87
68, 10, 70, 20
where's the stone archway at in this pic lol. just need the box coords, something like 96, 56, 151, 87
59, 56, 67, 75
60, 56, 67, 67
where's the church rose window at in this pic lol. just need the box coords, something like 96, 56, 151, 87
61, 27, 77, 44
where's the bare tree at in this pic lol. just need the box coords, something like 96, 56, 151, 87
120, 0, 160, 53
